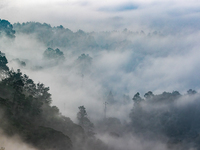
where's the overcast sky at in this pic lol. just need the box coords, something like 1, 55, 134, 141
1, 0, 200, 32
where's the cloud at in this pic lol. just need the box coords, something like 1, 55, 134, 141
97, 133, 171, 150
1, 1, 200, 149
1, 25, 200, 125
98, 2, 138, 12
1, 0, 200, 32
0, 0, 200, 126
0, 0, 9, 10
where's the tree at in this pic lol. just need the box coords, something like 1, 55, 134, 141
172, 91, 181, 97
0, 51, 9, 78
35, 83, 52, 104
43, 47, 65, 62
2, 69, 24, 92
144, 91, 154, 99
22, 74, 36, 95
77, 106, 94, 136
0, 19, 15, 38
77, 106, 87, 126
132, 92, 143, 106
77, 53, 92, 65
76, 53, 92, 74
187, 89, 197, 95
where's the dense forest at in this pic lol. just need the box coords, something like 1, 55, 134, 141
0, 19, 200, 150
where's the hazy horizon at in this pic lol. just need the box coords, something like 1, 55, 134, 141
1, 0, 200, 32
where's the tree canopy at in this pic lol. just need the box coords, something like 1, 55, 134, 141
43, 47, 65, 62
77, 106, 94, 136
0, 19, 15, 38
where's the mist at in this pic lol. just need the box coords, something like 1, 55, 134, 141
0, 22, 199, 123
0, 130, 37, 150
0, 24, 199, 149
1, 0, 200, 32
0, 0, 200, 149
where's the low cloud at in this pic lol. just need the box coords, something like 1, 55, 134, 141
1, 25, 199, 122
0, 1, 200, 149
98, 2, 138, 12
0, 0, 200, 32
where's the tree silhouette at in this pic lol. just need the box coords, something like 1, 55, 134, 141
0, 19, 15, 38
77, 106, 94, 136
0, 51, 9, 78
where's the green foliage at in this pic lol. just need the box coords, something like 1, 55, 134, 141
77, 106, 87, 123
35, 83, 52, 104
43, 47, 65, 62
26, 126, 72, 150
0, 19, 15, 38
0, 70, 44, 123
0, 53, 87, 150
76, 54, 93, 74
129, 90, 200, 147
0, 74, 71, 149
13, 22, 99, 50
14, 22, 52, 44
77, 106, 94, 136
0, 51, 9, 77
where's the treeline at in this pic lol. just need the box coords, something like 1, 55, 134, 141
13, 21, 163, 52
128, 90, 200, 149
0, 19, 15, 38
1, 19, 200, 150
0, 52, 106, 150
13, 22, 99, 51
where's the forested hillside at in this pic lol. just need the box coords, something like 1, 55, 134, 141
0, 51, 108, 150
1, 19, 200, 150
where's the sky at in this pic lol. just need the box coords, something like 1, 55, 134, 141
1, 0, 200, 32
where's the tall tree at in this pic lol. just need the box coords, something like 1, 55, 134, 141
43, 47, 65, 62
144, 91, 154, 99
0, 19, 15, 38
132, 92, 143, 106
0, 51, 9, 78
77, 106, 94, 136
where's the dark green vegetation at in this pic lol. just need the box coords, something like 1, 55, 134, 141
43, 48, 65, 62
0, 51, 105, 150
0, 19, 15, 38
13, 21, 162, 53
13, 22, 98, 51
77, 106, 94, 137
1, 19, 200, 150
0, 53, 71, 150
129, 91, 200, 149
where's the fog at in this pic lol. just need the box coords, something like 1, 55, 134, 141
1, 28, 200, 122
1, 0, 200, 32
0, 130, 37, 150
0, 0, 200, 149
